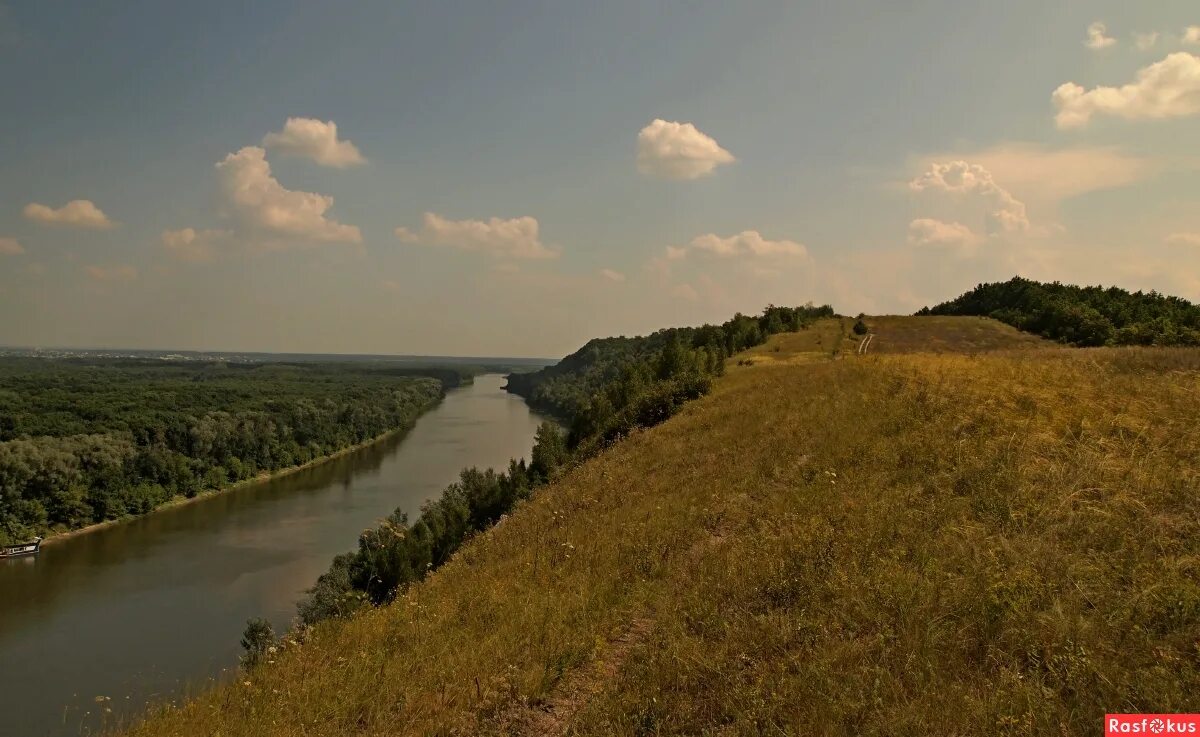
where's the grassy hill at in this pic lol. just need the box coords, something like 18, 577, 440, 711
122, 316, 1200, 736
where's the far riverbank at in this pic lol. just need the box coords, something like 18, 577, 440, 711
38, 400, 443, 547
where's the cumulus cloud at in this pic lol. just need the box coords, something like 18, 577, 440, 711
599, 268, 626, 282
161, 228, 230, 263
636, 119, 735, 180
393, 226, 419, 243
1166, 232, 1200, 246
85, 264, 137, 282
1184, 27, 1200, 45
1085, 21, 1116, 50
922, 144, 1154, 206
1134, 31, 1159, 51
0, 237, 23, 255
262, 117, 366, 168
907, 218, 981, 254
1053, 52, 1200, 128
216, 146, 361, 245
23, 200, 115, 229
395, 212, 558, 259
684, 230, 807, 258
909, 161, 1030, 233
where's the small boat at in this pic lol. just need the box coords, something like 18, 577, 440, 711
0, 537, 43, 558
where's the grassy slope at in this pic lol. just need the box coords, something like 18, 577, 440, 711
861, 315, 1051, 354
123, 317, 1200, 736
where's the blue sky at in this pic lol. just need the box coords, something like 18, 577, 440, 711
3, 1, 1200, 356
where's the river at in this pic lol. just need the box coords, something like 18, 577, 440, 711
0, 374, 547, 737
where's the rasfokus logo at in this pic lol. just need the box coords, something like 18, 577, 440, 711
1106, 715, 1200, 735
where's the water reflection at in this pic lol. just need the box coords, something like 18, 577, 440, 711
0, 375, 545, 737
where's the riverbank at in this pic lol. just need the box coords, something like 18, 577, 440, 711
121, 326, 1200, 737
0, 373, 550, 737
40, 406, 441, 548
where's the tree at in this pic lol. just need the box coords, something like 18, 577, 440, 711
529, 422, 567, 482
239, 617, 276, 669
918, 276, 1200, 347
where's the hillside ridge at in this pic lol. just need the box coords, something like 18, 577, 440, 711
121, 316, 1200, 736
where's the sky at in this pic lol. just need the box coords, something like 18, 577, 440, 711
3, 1, 1200, 358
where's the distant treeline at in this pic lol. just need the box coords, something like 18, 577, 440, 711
919, 277, 1200, 346
289, 303, 835, 634
0, 360, 458, 544
505, 304, 836, 426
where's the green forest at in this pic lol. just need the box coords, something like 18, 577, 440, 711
505, 304, 835, 437
290, 303, 836, 631
0, 359, 459, 544
918, 276, 1200, 346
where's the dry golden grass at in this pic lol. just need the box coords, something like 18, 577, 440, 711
734, 317, 854, 365
863, 314, 1052, 354
121, 317, 1200, 737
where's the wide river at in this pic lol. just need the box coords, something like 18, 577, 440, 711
0, 374, 546, 737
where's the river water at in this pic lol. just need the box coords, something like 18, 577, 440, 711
0, 374, 546, 737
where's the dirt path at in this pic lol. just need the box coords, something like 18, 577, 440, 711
857, 333, 875, 355
500, 618, 652, 736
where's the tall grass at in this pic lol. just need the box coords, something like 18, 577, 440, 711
120, 319, 1200, 736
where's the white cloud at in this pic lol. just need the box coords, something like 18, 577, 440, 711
262, 117, 366, 168
1166, 232, 1200, 246
685, 230, 807, 258
1085, 21, 1116, 50
0, 237, 23, 255
85, 264, 137, 282
745, 264, 783, 280
907, 218, 981, 254
599, 268, 626, 282
1134, 31, 1159, 51
393, 226, 419, 243
396, 212, 558, 259
636, 119, 735, 180
23, 200, 115, 229
161, 228, 230, 263
921, 144, 1154, 206
909, 161, 1030, 233
1184, 27, 1200, 45
215, 146, 361, 245
1053, 52, 1200, 128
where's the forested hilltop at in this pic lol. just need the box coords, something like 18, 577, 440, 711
287, 303, 833, 629
504, 304, 835, 426
919, 276, 1200, 346
0, 359, 464, 544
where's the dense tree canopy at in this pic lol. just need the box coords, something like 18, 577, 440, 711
505, 304, 835, 425
296, 303, 836, 627
0, 359, 452, 543
918, 277, 1200, 347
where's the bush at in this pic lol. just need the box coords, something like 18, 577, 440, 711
239, 617, 276, 669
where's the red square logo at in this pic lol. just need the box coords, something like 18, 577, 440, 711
1106, 715, 1200, 735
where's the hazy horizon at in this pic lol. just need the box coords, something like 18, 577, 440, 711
0, 342, 557, 361
3, 1, 1200, 357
